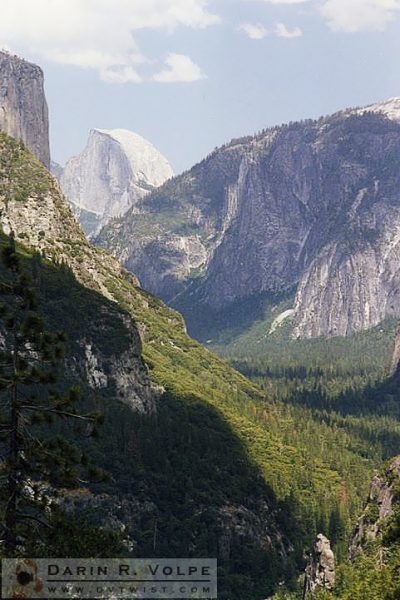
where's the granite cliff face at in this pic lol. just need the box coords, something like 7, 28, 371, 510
0, 51, 50, 168
97, 99, 400, 340
59, 128, 173, 237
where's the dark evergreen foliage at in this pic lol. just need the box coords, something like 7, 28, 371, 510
0, 233, 104, 555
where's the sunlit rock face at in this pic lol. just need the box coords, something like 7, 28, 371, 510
0, 50, 50, 168
98, 99, 400, 339
306, 534, 335, 593
59, 128, 173, 238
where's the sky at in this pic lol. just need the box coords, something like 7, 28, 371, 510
1, 0, 400, 174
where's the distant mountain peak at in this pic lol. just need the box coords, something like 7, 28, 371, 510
58, 127, 173, 238
93, 128, 174, 187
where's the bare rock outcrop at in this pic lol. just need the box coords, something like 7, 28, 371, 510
0, 50, 50, 168
72, 311, 155, 414
304, 534, 335, 595
350, 456, 400, 560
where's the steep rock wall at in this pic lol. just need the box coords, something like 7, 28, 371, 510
98, 102, 400, 339
59, 128, 173, 237
0, 51, 50, 168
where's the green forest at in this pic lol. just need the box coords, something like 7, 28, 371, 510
1, 232, 400, 598
1, 132, 400, 599
215, 312, 400, 598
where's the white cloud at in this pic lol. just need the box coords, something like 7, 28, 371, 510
100, 66, 143, 84
264, 0, 311, 4
320, 0, 400, 32
238, 23, 269, 39
0, 0, 219, 82
275, 22, 303, 37
249, 0, 400, 33
153, 53, 206, 83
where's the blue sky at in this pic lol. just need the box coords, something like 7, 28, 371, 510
1, 0, 400, 173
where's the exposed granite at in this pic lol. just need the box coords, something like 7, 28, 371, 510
98, 104, 400, 339
0, 51, 50, 168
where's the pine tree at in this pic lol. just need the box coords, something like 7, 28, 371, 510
0, 232, 104, 555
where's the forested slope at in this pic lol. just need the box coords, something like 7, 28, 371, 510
1, 133, 400, 598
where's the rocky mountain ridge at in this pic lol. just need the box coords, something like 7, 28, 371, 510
0, 132, 154, 412
0, 50, 50, 168
97, 99, 400, 341
58, 128, 173, 237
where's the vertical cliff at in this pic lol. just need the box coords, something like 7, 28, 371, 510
98, 101, 400, 341
0, 50, 50, 168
